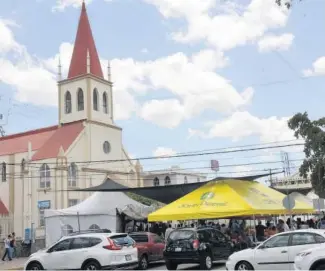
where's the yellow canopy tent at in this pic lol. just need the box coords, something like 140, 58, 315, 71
148, 179, 314, 221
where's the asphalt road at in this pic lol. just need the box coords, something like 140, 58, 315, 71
147, 261, 226, 270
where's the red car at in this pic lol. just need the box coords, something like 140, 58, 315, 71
129, 232, 165, 270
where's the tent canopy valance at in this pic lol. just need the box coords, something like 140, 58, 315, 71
75, 174, 273, 204
147, 179, 315, 222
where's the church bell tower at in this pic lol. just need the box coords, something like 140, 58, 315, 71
58, 2, 114, 126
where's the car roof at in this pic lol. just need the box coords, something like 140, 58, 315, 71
61, 232, 127, 239
274, 229, 325, 236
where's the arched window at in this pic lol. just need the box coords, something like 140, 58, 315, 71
1, 162, 6, 182
153, 177, 159, 186
61, 224, 73, 236
68, 163, 78, 187
184, 176, 188, 184
65, 91, 72, 114
77, 88, 84, 111
40, 163, 51, 189
164, 176, 171, 186
103, 92, 108, 114
89, 224, 100, 230
93, 88, 99, 111
21, 159, 26, 173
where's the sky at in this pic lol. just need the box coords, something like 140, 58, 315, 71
0, 0, 324, 182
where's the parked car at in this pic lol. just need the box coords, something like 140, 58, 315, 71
24, 232, 138, 270
294, 241, 325, 270
226, 229, 325, 270
164, 227, 233, 270
129, 232, 165, 269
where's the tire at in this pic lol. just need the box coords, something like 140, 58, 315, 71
235, 261, 254, 270
166, 260, 178, 270
313, 263, 325, 270
200, 253, 213, 270
26, 262, 44, 270
82, 260, 101, 270
139, 254, 149, 270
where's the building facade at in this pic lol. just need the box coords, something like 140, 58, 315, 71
0, 3, 142, 240
142, 166, 207, 187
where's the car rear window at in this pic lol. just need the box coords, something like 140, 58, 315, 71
129, 234, 149, 243
169, 230, 196, 240
110, 234, 134, 246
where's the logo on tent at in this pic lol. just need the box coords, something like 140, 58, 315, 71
200, 192, 214, 200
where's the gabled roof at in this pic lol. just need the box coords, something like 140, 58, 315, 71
0, 121, 85, 161
0, 199, 9, 216
31, 121, 85, 161
0, 126, 57, 156
67, 2, 104, 79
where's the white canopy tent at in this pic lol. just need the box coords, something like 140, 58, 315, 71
44, 192, 155, 246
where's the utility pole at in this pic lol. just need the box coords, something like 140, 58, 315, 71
269, 168, 273, 186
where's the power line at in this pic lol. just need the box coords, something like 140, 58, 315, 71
7, 142, 303, 166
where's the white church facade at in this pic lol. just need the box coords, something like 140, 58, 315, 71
0, 2, 142, 240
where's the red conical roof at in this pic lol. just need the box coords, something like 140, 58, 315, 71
67, 2, 103, 79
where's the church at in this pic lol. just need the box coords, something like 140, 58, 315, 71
0, 2, 142, 240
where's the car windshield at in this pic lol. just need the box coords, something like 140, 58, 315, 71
129, 234, 148, 243
169, 230, 195, 241
110, 234, 134, 246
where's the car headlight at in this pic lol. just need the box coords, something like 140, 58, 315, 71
297, 252, 311, 257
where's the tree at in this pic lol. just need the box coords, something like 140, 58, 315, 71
275, 0, 303, 9
288, 112, 325, 197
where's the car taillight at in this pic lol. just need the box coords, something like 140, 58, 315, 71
193, 239, 200, 250
103, 238, 121, 250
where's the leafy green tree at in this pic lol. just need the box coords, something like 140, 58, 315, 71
288, 112, 325, 197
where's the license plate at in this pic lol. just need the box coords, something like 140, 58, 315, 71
175, 247, 182, 252
125, 255, 131, 261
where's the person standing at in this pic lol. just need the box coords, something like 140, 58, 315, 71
255, 221, 266, 242
2, 234, 12, 261
165, 224, 173, 241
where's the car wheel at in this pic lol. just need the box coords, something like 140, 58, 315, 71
313, 263, 325, 270
83, 260, 101, 270
200, 253, 213, 270
235, 261, 254, 270
26, 262, 44, 270
139, 255, 149, 270
166, 260, 178, 270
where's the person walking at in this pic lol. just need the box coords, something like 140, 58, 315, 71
2, 234, 12, 261
165, 224, 173, 241
10, 232, 16, 258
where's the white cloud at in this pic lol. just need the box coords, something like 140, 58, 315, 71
140, 99, 184, 128
0, 19, 22, 54
153, 147, 176, 159
145, 0, 290, 51
303, 56, 325, 77
189, 111, 295, 143
52, 0, 93, 12
191, 49, 229, 71
258, 33, 294, 52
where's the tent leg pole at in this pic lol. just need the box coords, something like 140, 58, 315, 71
77, 212, 81, 233
252, 215, 256, 243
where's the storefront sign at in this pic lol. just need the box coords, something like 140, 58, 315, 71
38, 200, 51, 209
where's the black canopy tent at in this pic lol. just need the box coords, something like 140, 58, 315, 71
74, 173, 274, 204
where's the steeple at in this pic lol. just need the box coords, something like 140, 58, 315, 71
67, 1, 104, 79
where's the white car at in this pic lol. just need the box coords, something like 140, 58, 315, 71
24, 232, 138, 270
226, 229, 325, 270
294, 242, 325, 270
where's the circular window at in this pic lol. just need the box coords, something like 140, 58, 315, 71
103, 141, 111, 154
